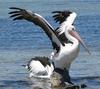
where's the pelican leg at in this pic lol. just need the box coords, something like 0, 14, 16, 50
50, 68, 75, 88
51, 68, 73, 85
63, 68, 73, 84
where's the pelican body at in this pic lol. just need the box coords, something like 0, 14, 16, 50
26, 57, 54, 78
9, 7, 90, 83
52, 25, 80, 70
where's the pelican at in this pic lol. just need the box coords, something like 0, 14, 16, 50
25, 56, 54, 78
9, 7, 90, 83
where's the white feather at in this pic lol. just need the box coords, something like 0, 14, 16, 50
58, 12, 77, 35
27, 60, 54, 78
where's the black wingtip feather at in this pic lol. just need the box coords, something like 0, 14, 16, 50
8, 11, 20, 14
52, 11, 62, 13
52, 10, 72, 24
10, 14, 21, 18
53, 14, 60, 18
13, 16, 23, 21
9, 7, 23, 10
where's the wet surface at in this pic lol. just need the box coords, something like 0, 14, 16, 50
0, 51, 99, 89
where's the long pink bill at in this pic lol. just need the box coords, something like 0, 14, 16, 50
70, 30, 91, 55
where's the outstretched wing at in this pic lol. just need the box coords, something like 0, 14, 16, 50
52, 11, 77, 44
52, 10, 77, 25
9, 7, 64, 53
52, 11, 72, 24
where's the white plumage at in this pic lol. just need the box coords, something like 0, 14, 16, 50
26, 57, 54, 78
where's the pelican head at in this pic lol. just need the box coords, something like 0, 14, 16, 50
66, 25, 91, 54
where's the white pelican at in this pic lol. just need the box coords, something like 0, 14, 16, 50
9, 7, 90, 83
26, 56, 54, 78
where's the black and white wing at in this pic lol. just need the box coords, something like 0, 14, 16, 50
52, 11, 77, 44
9, 7, 64, 52
52, 10, 77, 25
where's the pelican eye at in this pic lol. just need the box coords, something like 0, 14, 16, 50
72, 27, 75, 31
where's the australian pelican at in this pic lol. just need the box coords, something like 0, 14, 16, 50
25, 56, 54, 78
9, 7, 90, 83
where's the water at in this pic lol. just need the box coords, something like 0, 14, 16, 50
0, 0, 100, 89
